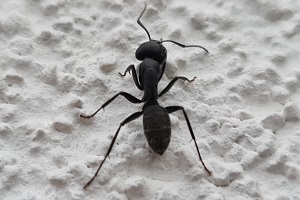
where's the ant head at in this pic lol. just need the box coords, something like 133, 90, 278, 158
135, 5, 167, 65
135, 40, 167, 65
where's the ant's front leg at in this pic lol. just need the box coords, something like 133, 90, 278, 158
158, 76, 196, 97
157, 62, 166, 82
119, 64, 143, 90
158, 62, 166, 81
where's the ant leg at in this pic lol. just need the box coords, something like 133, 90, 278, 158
118, 65, 134, 76
157, 62, 166, 82
81, 92, 143, 118
83, 110, 144, 189
158, 76, 196, 97
119, 64, 143, 90
165, 106, 211, 175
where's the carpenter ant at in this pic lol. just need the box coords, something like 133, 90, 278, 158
119, 4, 209, 95
80, 5, 211, 189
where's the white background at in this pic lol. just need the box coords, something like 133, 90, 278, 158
0, 0, 300, 199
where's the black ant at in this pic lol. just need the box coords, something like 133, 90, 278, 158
80, 4, 211, 189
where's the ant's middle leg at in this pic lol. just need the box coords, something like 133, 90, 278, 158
83, 110, 144, 189
165, 106, 211, 175
80, 92, 143, 118
119, 64, 143, 90
158, 76, 196, 97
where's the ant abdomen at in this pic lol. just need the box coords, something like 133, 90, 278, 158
143, 105, 171, 155
136, 40, 167, 65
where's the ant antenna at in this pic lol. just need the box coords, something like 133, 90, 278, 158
137, 4, 209, 54
137, 3, 152, 41
161, 40, 209, 54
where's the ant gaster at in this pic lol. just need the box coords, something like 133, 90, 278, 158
80, 4, 211, 189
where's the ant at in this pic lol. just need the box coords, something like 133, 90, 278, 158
80, 4, 211, 189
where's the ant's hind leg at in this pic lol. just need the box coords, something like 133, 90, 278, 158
83, 110, 144, 189
165, 106, 211, 175
158, 76, 196, 97
119, 64, 143, 90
